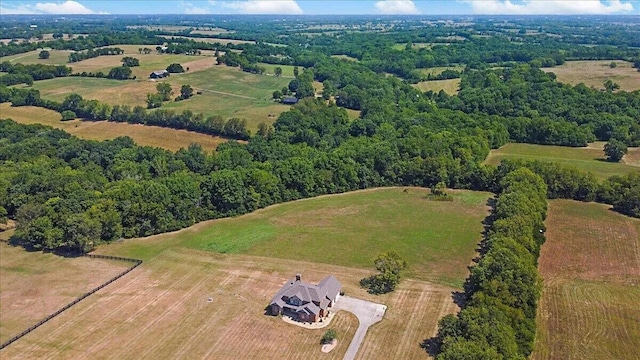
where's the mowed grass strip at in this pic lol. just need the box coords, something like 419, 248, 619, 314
1, 247, 458, 360
1, 104, 226, 152
484, 142, 640, 181
0, 242, 130, 344
533, 200, 640, 360
105, 187, 491, 287
543, 60, 640, 92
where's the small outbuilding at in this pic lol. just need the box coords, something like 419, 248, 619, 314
282, 97, 299, 105
150, 70, 170, 79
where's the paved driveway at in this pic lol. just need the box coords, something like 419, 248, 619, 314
333, 295, 386, 360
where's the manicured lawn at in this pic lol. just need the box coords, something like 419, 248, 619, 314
104, 187, 491, 287
484, 143, 640, 181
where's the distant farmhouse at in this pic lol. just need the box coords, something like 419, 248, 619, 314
282, 97, 299, 105
269, 274, 341, 323
150, 70, 170, 79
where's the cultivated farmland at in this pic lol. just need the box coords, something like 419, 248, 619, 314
533, 200, 640, 360
0, 248, 457, 360
0, 104, 226, 152
0, 243, 130, 344
484, 142, 640, 181
542, 60, 640, 92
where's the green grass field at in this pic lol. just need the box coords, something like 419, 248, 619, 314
412, 79, 461, 95
14, 63, 291, 132
484, 143, 640, 181
0, 49, 73, 65
102, 187, 491, 287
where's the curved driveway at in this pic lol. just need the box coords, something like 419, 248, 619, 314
333, 296, 387, 360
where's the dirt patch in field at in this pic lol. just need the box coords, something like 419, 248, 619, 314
0, 248, 458, 359
0, 243, 130, 344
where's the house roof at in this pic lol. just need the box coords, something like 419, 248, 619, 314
282, 97, 298, 104
151, 70, 168, 76
270, 274, 341, 316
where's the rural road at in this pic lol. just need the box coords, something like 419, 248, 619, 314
334, 296, 387, 360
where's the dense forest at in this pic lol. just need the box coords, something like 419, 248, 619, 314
1, 15, 639, 359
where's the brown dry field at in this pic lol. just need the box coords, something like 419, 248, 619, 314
0, 248, 457, 359
543, 60, 640, 92
0, 104, 226, 152
0, 243, 130, 344
533, 200, 640, 360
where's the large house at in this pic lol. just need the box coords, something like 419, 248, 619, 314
269, 274, 341, 323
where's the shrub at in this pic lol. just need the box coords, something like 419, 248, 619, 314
60, 110, 76, 121
321, 329, 337, 345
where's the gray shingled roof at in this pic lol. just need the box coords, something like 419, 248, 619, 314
270, 274, 342, 316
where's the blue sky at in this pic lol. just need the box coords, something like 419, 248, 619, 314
1, 1, 638, 15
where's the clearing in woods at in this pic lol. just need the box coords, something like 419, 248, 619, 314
484, 142, 640, 181
0, 242, 130, 344
542, 60, 640, 92
0, 104, 226, 152
0, 248, 458, 360
533, 200, 640, 360
412, 79, 461, 95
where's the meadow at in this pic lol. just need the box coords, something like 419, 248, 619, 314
533, 200, 640, 360
0, 242, 129, 344
542, 60, 640, 92
0, 104, 226, 152
101, 187, 492, 287
484, 142, 640, 181
15, 56, 291, 132
412, 79, 461, 95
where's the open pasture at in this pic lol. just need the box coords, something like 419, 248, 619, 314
543, 60, 640, 92
0, 49, 73, 65
105, 187, 491, 287
0, 104, 226, 152
420, 66, 464, 77
412, 79, 461, 95
533, 200, 640, 360
15, 63, 290, 132
0, 247, 458, 360
159, 35, 255, 45
0, 242, 130, 344
484, 142, 640, 181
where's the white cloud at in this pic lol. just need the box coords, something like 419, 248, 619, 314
213, 0, 303, 14
466, 0, 634, 15
34, 1, 98, 14
0, 1, 103, 14
375, 0, 420, 14
183, 1, 211, 14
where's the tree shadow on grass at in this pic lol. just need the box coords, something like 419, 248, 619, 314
420, 337, 441, 357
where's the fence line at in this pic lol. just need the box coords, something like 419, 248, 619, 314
0, 254, 142, 351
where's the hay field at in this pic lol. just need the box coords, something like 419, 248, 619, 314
0, 247, 457, 360
103, 187, 491, 287
0, 104, 226, 152
533, 200, 640, 360
0, 243, 130, 344
484, 142, 640, 181
420, 66, 465, 77
412, 79, 461, 95
543, 60, 640, 92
